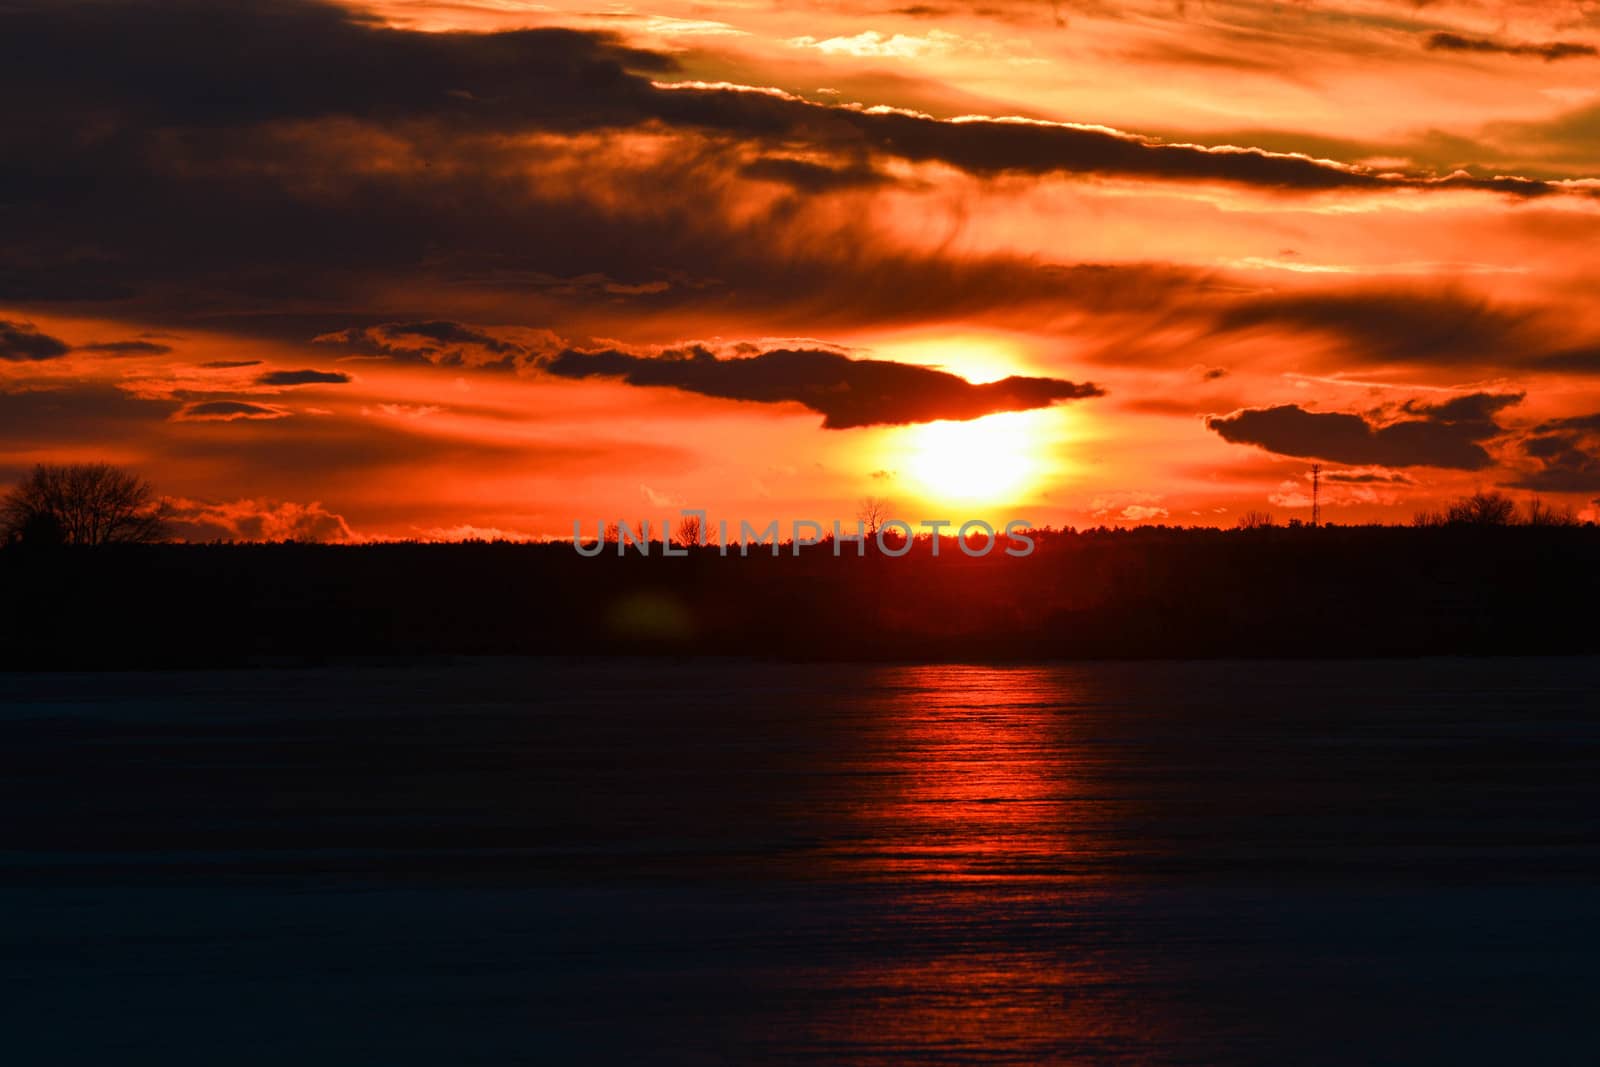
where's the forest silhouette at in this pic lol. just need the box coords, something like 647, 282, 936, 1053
4, 464, 1597, 668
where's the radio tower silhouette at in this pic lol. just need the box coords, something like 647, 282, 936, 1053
1311, 464, 1321, 528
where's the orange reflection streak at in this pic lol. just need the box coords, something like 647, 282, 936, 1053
795, 665, 1177, 1057
819, 665, 1098, 884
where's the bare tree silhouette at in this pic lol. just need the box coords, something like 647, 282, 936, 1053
856, 497, 890, 537
1235, 510, 1275, 530
1446, 490, 1516, 526
1524, 496, 1578, 527
1414, 490, 1535, 527
1, 463, 168, 546
675, 513, 704, 547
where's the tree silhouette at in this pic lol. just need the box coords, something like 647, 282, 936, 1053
1524, 496, 1578, 527
1235, 510, 1275, 530
675, 513, 704, 547
1445, 490, 1516, 526
1, 463, 168, 546
856, 497, 890, 537
1414, 490, 1528, 527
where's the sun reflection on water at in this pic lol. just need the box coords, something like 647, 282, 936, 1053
818, 665, 1097, 883
792, 665, 1176, 1058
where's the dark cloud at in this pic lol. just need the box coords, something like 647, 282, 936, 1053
78, 340, 174, 356
542, 345, 1104, 428
0, 1, 681, 314
200, 360, 264, 369
1425, 32, 1597, 62
1505, 438, 1600, 492
739, 158, 892, 192
1322, 469, 1415, 485
1205, 288, 1600, 376
312, 252, 1199, 359
316, 322, 531, 367
256, 369, 352, 386
0, 385, 177, 448
0, 319, 71, 361
344, 321, 522, 355
1204, 393, 1522, 469
647, 86, 1561, 199
0, 1, 673, 130
1506, 413, 1600, 492
0, 0, 1587, 380
1528, 344, 1600, 374
8, 104, 1202, 336
655, 97, 1544, 200
3, 0, 1573, 351
1400, 391, 1522, 433
1213, 288, 1536, 365
0, 3, 1575, 273
176, 400, 290, 421
1535, 413, 1600, 434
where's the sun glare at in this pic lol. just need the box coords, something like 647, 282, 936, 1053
897, 410, 1053, 506
868, 333, 1028, 385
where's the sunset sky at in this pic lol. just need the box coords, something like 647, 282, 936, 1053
5, 0, 1600, 539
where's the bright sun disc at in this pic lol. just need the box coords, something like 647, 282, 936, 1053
901, 411, 1047, 505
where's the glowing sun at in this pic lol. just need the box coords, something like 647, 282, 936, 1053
898, 410, 1051, 505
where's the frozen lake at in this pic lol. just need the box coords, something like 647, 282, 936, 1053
3, 658, 1597, 1063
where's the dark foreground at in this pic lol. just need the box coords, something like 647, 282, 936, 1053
3, 658, 1598, 1064
5, 525, 1600, 667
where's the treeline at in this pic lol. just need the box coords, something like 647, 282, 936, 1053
3, 523, 1598, 668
